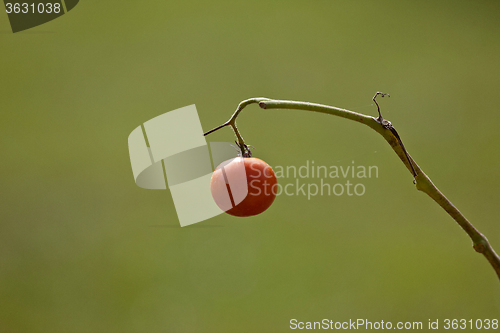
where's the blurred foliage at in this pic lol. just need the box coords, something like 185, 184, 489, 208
0, 0, 499, 332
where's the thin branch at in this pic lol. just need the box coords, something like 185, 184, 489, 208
204, 97, 500, 280
203, 98, 270, 156
260, 98, 500, 280
203, 121, 229, 136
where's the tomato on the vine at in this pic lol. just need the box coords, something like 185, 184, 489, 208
210, 157, 277, 217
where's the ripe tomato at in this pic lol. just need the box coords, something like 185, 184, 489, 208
210, 157, 277, 217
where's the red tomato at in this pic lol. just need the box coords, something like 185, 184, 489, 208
210, 157, 277, 217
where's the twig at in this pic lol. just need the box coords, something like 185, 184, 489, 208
204, 96, 500, 280
203, 98, 270, 156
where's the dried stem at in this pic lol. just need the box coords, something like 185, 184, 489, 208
204, 96, 500, 280
204, 98, 270, 156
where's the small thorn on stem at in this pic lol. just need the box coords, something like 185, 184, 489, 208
373, 91, 390, 122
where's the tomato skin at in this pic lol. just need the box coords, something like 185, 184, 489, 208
210, 157, 277, 217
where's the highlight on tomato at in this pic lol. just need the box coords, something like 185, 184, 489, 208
210, 157, 277, 217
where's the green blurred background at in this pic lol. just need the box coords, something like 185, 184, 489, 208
1, 1, 499, 332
